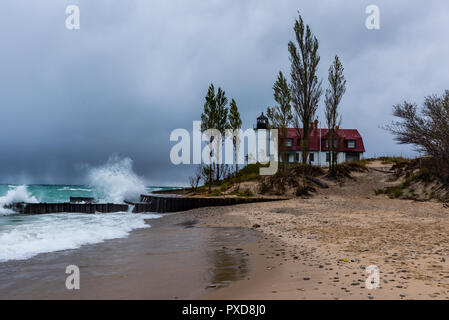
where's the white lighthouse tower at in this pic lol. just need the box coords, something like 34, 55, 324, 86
254, 112, 271, 164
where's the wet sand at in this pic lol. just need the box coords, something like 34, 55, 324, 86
202, 162, 449, 300
0, 213, 258, 300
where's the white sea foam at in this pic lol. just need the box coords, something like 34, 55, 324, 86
0, 185, 38, 215
88, 156, 147, 203
0, 212, 161, 262
58, 187, 92, 192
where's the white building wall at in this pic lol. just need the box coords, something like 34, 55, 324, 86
253, 130, 364, 167
287, 151, 360, 167
254, 129, 271, 164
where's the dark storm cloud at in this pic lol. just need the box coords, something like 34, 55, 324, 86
1, 0, 448, 185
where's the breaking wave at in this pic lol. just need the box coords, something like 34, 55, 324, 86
0, 186, 38, 215
0, 212, 161, 262
88, 156, 147, 203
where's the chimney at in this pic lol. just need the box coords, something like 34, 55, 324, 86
336, 125, 339, 131
314, 120, 318, 130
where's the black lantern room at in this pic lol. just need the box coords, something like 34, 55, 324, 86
256, 112, 268, 129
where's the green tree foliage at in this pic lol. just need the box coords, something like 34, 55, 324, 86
386, 91, 449, 183
288, 14, 322, 164
228, 99, 242, 176
200, 84, 229, 189
325, 55, 346, 174
266, 71, 293, 170
201, 84, 217, 192
214, 87, 229, 181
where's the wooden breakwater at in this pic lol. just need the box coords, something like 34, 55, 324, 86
139, 194, 285, 213
10, 195, 286, 215
17, 203, 130, 214
69, 197, 95, 203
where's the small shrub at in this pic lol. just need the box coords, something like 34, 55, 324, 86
208, 190, 222, 197
295, 184, 315, 196
240, 189, 254, 197
289, 164, 324, 177
230, 189, 254, 198
375, 186, 404, 198
259, 180, 271, 194
375, 189, 385, 195
238, 163, 269, 178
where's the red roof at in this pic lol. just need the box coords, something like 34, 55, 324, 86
283, 128, 365, 153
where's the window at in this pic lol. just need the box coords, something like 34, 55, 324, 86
347, 140, 356, 149
325, 139, 338, 149
295, 153, 300, 162
288, 153, 294, 163
309, 153, 315, 162
326, 152, 330, 162
346, 152, 360, 162
284, 138, 293, 147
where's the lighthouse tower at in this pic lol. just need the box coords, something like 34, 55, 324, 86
254, 112, 270, 164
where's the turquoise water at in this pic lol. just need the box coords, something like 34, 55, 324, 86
0, 184, 178, 262
0, 184, 93, 204
0, 184, 175, 203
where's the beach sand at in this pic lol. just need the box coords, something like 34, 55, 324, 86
2, 161, 449, 300
202, 161, 449, 300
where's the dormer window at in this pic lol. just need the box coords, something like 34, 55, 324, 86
325, 139, 338, 149
347, 140, 356, 149
284, 138, 293, 147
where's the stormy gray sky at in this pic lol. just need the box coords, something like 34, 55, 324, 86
1, 0, 448, 185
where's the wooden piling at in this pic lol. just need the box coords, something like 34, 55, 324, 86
18, 194, 285, 215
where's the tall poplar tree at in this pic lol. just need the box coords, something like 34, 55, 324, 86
289, 14, 322, 164
325, 55, 346, 173
201, 84, 217, 192
266, 71, 293, 171
228, 99, 242, 176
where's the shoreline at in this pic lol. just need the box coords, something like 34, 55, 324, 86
2, 161, 449, 300
0, 211, 258, 300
